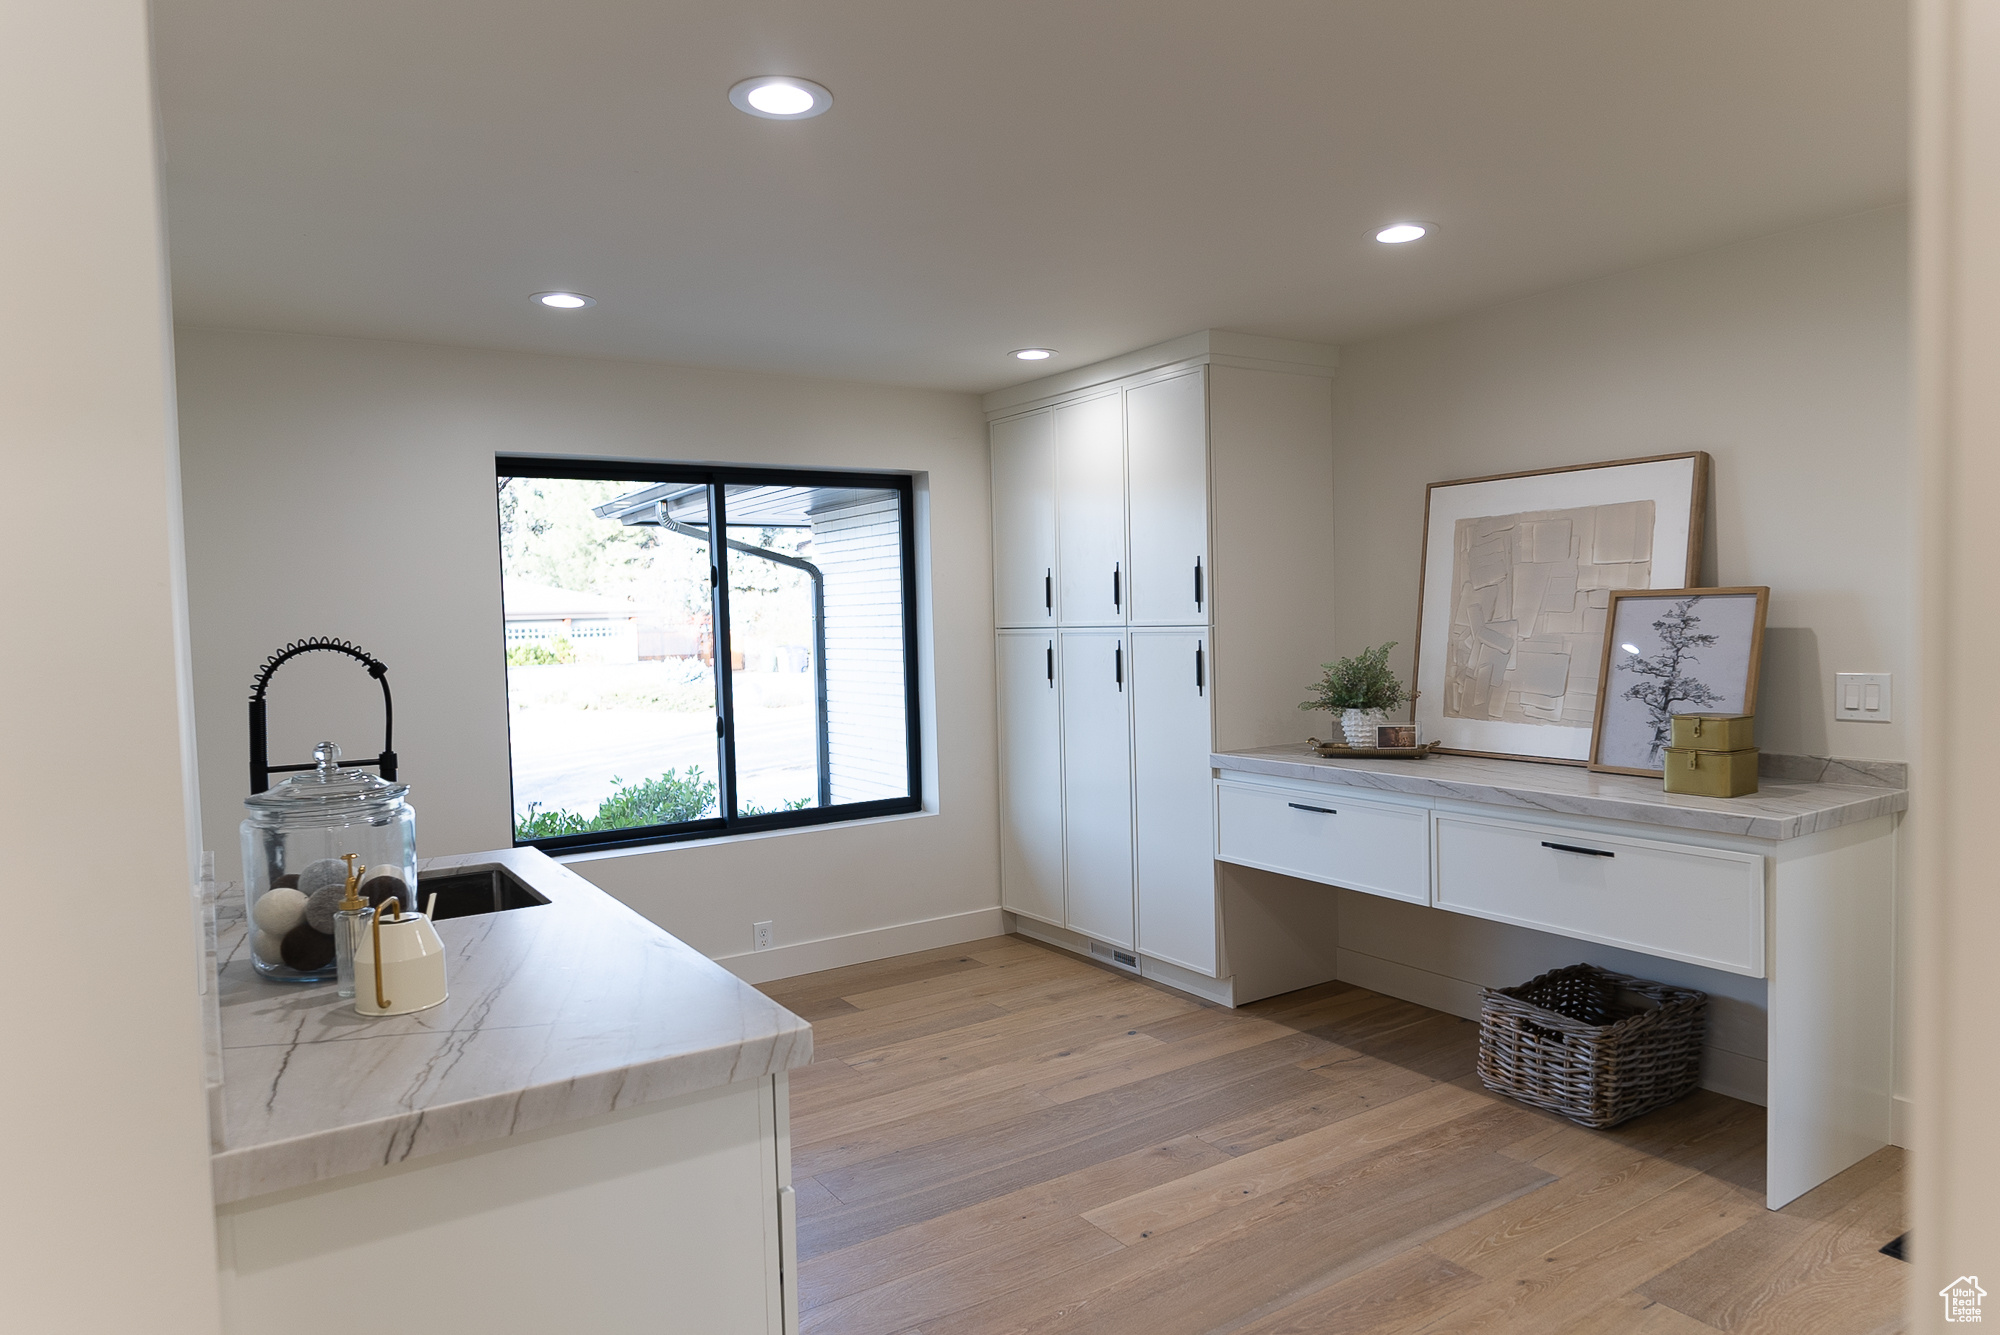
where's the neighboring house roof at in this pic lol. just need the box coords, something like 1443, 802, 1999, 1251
502, 579, 649, 620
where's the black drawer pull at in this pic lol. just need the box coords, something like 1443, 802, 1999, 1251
1288, 802, 1336, 815
1542, 841, 1614, 858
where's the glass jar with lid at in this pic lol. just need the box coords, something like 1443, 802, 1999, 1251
241, 741, 418, 982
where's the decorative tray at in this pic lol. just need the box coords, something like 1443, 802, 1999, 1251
1306, 739, 1442, 760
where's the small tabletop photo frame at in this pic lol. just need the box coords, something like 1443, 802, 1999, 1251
1587, 587, 1770, 777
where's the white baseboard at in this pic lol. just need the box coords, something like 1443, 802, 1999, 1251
1336, 946, 1769, 1107
1140, 953, 1237, 1007
713, 907, 1007, 985
1699, 1048, 1769, 1108
1892, 1095, 1912, 1149
1006, 916, 1239, 1006
1336, 947, 1483, 1019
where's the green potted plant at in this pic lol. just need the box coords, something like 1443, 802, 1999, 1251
1300, 642, 1412, 747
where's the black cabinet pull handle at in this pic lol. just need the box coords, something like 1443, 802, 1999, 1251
1195, 643, 1204, 695
1194, 557, 1203, 609
1115, 642, 1123, 690
1542, 841, 1615, 858
1288, 802, 1336, 815
1046, 642, 1054, 686
1045, 569, 1052, 612
1113, 563, 1121, 610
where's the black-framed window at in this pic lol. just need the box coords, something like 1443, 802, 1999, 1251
496, 457, 921, 852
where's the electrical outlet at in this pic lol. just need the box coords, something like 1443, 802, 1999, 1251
753, 920, 774, 951
1835, 673, 1893, 723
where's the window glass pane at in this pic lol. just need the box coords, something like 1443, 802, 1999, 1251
723, 483, 910, 814
723, 487, 820, 815
499, 476, 720, 838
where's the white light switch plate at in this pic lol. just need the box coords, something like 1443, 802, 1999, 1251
1835, 673, 1893, 722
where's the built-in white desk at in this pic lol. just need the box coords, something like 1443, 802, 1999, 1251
1210, 745, 1905, 1210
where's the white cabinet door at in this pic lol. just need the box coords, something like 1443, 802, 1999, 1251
1055, 393, 1127, 625
1060, 629, 1134, 948
1126, 370, 1209, 625
990, 409, 1057, 628
1131, 630, 1217, 975
996, 632, 1064, 927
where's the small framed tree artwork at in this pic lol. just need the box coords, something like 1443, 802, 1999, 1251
1588, 587, 1770, 777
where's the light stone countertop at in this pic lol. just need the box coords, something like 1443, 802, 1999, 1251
211, 846, 812, 1205
1212, 746, 1906, 841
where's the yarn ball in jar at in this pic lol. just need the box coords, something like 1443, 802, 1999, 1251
271, 872, 301, 890
253, 929, 284, 964
297, 858, 347, 896
302, 884, 348, 934
280, 923, 335, 971
252, 886, 308, 935
361, 867, 409, 911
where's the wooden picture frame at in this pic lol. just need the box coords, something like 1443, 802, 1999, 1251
1587, 586, 1769, 777
1411, 451, 1709, 765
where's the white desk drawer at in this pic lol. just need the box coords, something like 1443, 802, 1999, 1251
1433, 813, 1766, 976
1215, 781, 1429, 904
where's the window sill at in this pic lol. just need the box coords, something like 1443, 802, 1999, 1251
550, 806, 936, 867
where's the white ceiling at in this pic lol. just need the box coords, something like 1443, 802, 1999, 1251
154, 1, 1908, 394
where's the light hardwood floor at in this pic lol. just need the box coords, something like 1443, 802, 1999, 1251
758, 934, 1907, 1335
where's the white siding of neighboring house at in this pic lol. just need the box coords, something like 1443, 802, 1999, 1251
506, 616, 640, 662
811, 495, 910, 803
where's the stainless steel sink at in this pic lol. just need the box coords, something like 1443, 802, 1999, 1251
415, 865, 550, 920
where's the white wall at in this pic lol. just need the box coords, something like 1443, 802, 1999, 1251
0, 2, 222, 1327
174, 328, 999, 978
1912, 0, 2000, 1314
1323, 207, 1914, 1111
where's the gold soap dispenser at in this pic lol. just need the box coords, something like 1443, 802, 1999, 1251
331, 853, 375, 1000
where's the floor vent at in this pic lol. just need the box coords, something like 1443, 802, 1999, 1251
1090, 942, 1141, 972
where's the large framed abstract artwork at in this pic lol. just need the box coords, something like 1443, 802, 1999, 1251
1412, 453, 1709, 764
1588, 587, 1770, 777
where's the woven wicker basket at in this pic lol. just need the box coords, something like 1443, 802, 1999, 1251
1477, 964, 1707, 1129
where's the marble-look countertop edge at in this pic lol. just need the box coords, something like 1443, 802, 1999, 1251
1211, 748, 1907, 841
211, 1020, 811, 1206
212, 846, 813, 1206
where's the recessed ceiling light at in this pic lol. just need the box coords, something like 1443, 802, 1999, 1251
533, 291, 596, 309
729, 77, 834, 120
1012, 348, 1057, 361
1374, 222, 1432, 245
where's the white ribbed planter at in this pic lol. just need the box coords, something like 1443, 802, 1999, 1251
1340, 708, 1387, 748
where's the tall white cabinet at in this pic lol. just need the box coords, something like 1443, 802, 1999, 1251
1059, 628, 1134, 947
989, 414, 1057, 626
1130, 628, 1216, 972
995, 631, 1063, 926
987, 330, 1340, 1004
1125, 370, 1209, 625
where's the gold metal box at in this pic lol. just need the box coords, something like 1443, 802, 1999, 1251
1669, 712, 1756, 752
1662, 746, 1760, 798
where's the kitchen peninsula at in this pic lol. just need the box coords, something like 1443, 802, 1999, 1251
210, 847, 812, 1335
